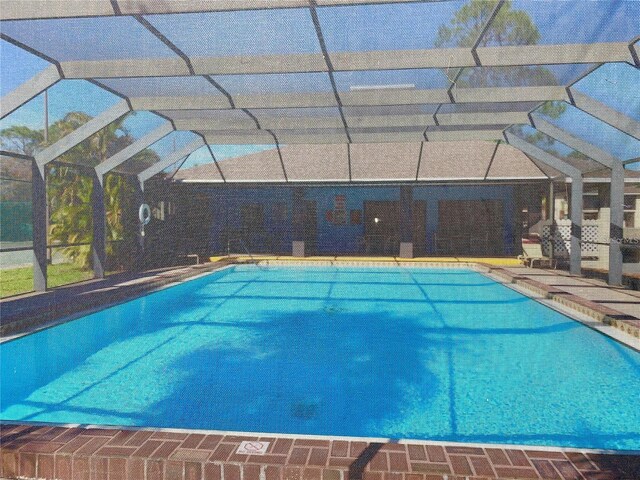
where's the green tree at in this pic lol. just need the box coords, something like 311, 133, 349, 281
46, 162, 94, 267
1, 112, 159, 270
436, 1, 567, 90
436, 0, 540, 49
0, 125, 43, 156
436, 0, 567, 144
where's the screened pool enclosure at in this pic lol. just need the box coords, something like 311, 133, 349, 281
1, 0, 639, 297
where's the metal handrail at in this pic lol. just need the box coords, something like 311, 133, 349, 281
226, 237, 267, 269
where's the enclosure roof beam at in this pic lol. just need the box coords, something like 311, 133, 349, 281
34, 99, 130, 172
567, 88, 640, 140
0, 64, 61, 119
126, 86, 568, 112
171, 111, 531, 132
423, 128, 507, 143
309, 1, 352, 143
530, 112, 622, 169
504, 131, 582, 178
434, 110, 531, 126
15, 44, 629, 78
138, 137, 204, 183
95, 122, 174, 176
631, 38, 640, 67
196, 127, 507, 144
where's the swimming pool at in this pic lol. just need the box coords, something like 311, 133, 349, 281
2, 265, 639, 450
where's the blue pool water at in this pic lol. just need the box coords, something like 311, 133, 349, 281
2, 266, 639, 450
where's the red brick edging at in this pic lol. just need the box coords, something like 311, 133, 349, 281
2, 424, 639, 480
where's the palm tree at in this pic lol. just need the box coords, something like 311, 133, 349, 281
1, 112, 153, 271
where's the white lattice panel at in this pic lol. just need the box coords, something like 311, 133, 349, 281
542, 222, 598, 258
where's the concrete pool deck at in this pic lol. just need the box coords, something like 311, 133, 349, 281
1, 423, 640, 480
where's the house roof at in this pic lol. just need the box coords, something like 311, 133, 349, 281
174, 140, 550, 183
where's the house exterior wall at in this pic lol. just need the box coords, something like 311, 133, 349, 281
187, 184, 518, 256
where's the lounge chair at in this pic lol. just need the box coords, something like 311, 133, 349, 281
518, 239, 557, 269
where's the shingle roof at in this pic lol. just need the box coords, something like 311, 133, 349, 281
175, 140, 551, 183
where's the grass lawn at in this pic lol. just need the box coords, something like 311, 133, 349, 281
0, 263, 93, 298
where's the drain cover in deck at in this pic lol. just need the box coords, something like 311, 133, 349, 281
237, 441, 270, 455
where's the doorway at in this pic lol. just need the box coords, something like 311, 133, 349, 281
435, 200, 504, 256
364, 201, 399, 255
240, 203, 265, 251
303, 200, 318, 255
413, 200, 427, 256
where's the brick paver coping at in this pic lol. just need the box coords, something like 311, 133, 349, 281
478, 265, 640, 343
1, 424, 639, 480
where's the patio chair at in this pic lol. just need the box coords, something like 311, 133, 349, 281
518, 239, 557, 269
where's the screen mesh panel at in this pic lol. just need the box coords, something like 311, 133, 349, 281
526, 156, 564, 178
92, 111, 167, 164
509, 125, 604, 173
144, 9, 320, 56
350, 142, 421, 180
0, 80, 121, 158
203, 131, 276, 145
483, 0, 639, 46
534, 103, 640, 162
486, 143, 548, 179
572, 63, 640, 121
334, 69, 451, 91
0, 153, 33, 254
158, 109, 258, 130
251, 107, 343, 129
427, 124, 511, 133
214, 146, 285, 182
1, 39, 52, 97
114, 131, 199, 175
174, 145, 276, 182
438, 102, 539, 114
273, 129, 348, 144
418, 141, 496, 180
251, 107, 341, 119
97, 77, 225, 98
318, 1, 490, 51
281, 144, 349, 181
46, 80, 121, 124
0, 92, 46, 156
212, 72, 334, 95
157, 109, 252, 121
456, 64, 599, 88
344, 105, 439, 116
1, 16, 178, 61
345, 104, 437, 129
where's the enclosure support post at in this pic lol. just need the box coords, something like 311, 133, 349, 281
399, 185, 413, 258
548, 181, 555, 260
609, 164, 625, 285
32, 161, 47, 292
569, 177, 583, 277
92, 172, 106, 279
292, 187, 305, 257
505, 132, 583, 275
